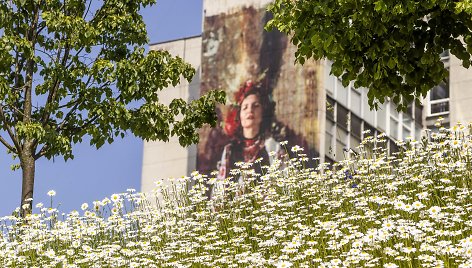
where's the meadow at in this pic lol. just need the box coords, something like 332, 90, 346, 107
1, 121, 471, 267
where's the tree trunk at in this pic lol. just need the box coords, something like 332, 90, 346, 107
20, 141, 35, 217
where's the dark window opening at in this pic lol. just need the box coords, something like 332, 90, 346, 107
336, 104, 349, 130
351, 114, 362, 139
326, 96, 335, 121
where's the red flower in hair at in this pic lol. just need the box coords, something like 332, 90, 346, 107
224, 107, 239, 137
234, 80, 255, 105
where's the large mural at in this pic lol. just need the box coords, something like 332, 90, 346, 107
197, 4, 322, 178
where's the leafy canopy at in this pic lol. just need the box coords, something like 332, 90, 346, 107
0, 0, 225, 162
267, 0, 472, 110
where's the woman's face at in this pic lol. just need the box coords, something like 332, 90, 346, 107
240, 94, 263, 131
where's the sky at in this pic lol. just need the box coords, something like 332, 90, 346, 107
0, 0, 204, 216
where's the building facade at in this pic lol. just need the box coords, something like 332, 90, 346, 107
141, 0, 471, 194
423, 52, 472, 130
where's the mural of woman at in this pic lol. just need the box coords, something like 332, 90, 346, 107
216, 80, 282, 183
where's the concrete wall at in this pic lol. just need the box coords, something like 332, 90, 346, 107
449, 55, 472, 125
141, 36, 202, 194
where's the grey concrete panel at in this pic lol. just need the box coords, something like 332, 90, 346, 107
141, 37, 203, 195
450, 55, 472, 125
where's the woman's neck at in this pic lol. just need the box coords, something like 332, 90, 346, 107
243, 127, 260, 139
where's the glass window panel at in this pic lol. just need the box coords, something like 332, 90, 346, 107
351, 114, 362, 139
415, 103, 423, 126
390, 102, 399, 119
403, 127, 411, 140
326, 117, 335, 134
389, 139, 399, 154
415, 126, 422, 140
431, 102, 449, 114
406, 103, 413, 117
336, 127, 348, 142
326, 96, 335, 121
402, 112, 413, 125
350, 136, 361, 150
390, 118, 399, 139
325, 132, 334, 158
363, 122, 376, 138
336, 105, 349, 130
430, 80, 449, 100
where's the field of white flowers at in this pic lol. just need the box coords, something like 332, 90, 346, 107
1, 122, 472, 268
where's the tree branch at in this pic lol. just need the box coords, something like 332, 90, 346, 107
23, 6, 40, 117
56, 98, 80, 110
55, 80, 111, 131
34, 145, 47, 160
34, 113, 100, 160
34, 81, 113, 160
22, 4, 40, 152
0, 134, 16, 153
40, 43, 70, 125
84, 0, 93, 19
0, 104, 21, 153
34, 8, 71, 150
14, 49, 27, 92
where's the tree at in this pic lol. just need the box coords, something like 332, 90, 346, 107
0, 0, 225, 216
266, 0, 472, 110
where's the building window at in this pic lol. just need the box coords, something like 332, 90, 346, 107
326, 96, 335, 121
325, 117, 335, 159
351, 114, 362, 139
336, 104, 349, 130
389, 139, 399, 154
414, 103, 423, 127
325, 94, 415, 162
428, 71, 449, 117
390, 118, 399, 139
430, 101, 449, 115
363, 122, 376, 139
430, 80, 449, 100
402, 127, 411, 140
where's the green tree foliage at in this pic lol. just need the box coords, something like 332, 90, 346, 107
0, 0, 225, 216
267, 0, 472, 110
